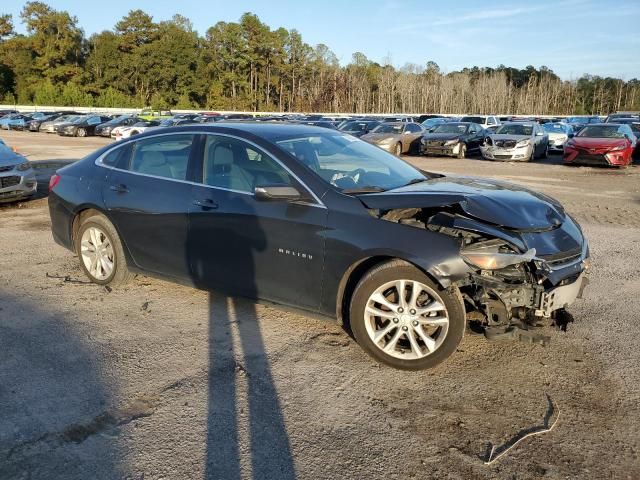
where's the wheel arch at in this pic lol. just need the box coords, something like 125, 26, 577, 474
335, 255, 447, 329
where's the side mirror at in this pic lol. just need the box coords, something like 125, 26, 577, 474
254, 185, 302, 202
567, 132, 574, 138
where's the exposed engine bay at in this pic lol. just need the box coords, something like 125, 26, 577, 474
369, 202, 589, 344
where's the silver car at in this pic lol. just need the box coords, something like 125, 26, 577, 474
0, 140, 37, 202
481, 122, 549, 161
40, 114, 81, 134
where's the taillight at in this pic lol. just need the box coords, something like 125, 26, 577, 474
49, 173, 61, 191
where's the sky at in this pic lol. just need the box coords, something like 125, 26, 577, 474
4, 0, 640, 80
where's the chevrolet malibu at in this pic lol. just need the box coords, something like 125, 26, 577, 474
48, 124, 589, 370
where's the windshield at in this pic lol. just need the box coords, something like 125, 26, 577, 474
340, 121, 377, 132
432, 123, 469, 134
159, 118, 174, 127
371, 123, 403, 134
275, 132, 425, 192
543, 123, 569, 133
422, 118, 447, 128
495, 124, 533, 135
460, 116, 484, 124
577, 125, 625, 138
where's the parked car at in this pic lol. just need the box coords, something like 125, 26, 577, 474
28, 112, 68, 132
421, 117, 453, 132
420, 122, 486, 158
58, 115, 112, 137
565, 116, 600, 133
41, 114, 82, 134
605, 112, 639, 123
543, 122, 574, 153
459, 115, 500, 131
0, 113, 31, 130
0, 140, 37, 202
481, 122, 549, 161
361, 122, 426, 155
48, 123, 590, 370
113, 121, 161, 141
4, 114, 34, 131
95, 115, 143, 137
138, 108, 173, 121
338, 120, 382, 137
563, 123, 636, 167
0, 109, 18, 118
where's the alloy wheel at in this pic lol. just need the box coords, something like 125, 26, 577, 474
80, 226, 115, 281
364, 279, 449, 360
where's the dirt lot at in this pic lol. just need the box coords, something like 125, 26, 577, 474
1, 129, 639, 479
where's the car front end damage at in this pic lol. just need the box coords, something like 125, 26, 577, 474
481, 137, 533, 161
362, 177, 589, 344
421, 137, 463, 157
0, 162, 37, 203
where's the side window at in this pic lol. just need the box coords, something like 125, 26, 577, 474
202, 135, 293, 193
405, 124, 418, 133
127, 134, 194, 180
101, 143, 132, 168
487, 117, 496, 125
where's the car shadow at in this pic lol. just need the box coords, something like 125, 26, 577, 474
187, 195, 297, 479
0, 289, 118, 478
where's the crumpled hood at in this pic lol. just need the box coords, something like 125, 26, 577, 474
358, 175, 566, 230
489, 134, 531, 142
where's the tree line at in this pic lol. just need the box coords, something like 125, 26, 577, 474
0, 2, 638, 115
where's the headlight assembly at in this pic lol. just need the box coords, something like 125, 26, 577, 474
610, 144, 627, 151
516, 139, 531, 147
444, 139, 459, 146
16, 162, 31, 171
461, 242, 536, 270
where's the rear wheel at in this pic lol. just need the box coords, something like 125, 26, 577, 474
349, 260, 465, 370
75, 214, 132, 286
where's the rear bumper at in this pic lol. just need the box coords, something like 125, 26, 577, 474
48, 191, 75, 251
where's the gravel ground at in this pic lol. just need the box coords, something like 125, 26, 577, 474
1, 129, 639, 479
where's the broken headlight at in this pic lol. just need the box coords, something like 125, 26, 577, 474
461, 241, 536, 270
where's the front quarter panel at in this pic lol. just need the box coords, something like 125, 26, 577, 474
319, 196, 465, 317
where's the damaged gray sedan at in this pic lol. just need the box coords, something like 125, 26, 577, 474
481, 122, 549, 161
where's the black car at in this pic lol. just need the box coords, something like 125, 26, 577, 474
95, 115, 144, 137
48, 123, 589, 370
57, 115, 112, 137
420, 122, 487, 158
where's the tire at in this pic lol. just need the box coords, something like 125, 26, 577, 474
394, 142, 402, 156
130, 130, 139, 137
457, 143, 467, 159
75, 214, 133, 287
527, 147, 535, 162
77, 128, 86, 137
349, 260, 465, 370
543, 145, 549, 159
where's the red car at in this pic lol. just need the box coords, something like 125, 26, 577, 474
563, 123, 637, 167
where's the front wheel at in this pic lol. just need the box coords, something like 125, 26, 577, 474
457, 143, 467, 159
77, 127, 86, 137
394, 142, 402, 156
349, 260, 465, 370
75, 214, 132, 286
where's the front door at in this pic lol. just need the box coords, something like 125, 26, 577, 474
187, 134, 327, 310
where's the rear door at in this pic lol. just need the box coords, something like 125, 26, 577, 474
187, 133, 327, 309
102, 133, 197, 279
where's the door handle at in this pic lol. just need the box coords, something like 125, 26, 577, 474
109, 184, 129, 193
193, 199, 218, 209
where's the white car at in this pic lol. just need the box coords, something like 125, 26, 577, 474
460, 115, 500, 131
543, 122, 574, 153
113, 121, 160, 141
0, 140, 37, 203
